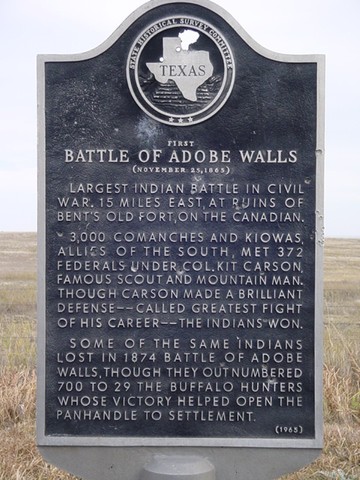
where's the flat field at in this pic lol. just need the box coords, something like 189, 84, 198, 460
0, 233, 359, 479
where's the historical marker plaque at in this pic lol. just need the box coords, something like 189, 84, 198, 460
38, 1, 324, 477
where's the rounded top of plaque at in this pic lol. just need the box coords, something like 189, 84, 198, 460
126, 15, 235, 126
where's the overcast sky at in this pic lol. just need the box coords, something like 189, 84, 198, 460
1, 0, 359, 237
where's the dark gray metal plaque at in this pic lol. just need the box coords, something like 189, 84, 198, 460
38, 0, 324, 478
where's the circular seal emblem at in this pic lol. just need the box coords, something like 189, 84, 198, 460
127, 16, 235, 126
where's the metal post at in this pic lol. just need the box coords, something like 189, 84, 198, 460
141, 455, 216, 480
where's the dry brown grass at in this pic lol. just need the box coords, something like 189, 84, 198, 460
0, 233, 74, 479
0, 233, 37, 368
0, 234, 359, 479
0, 367, 75, 480
281, 238, 360, 480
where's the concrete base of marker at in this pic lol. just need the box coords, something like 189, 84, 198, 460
38, 446, 322, 480
141, 456, 215, 480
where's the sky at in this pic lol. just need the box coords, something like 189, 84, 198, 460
0, 0, 359, 237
